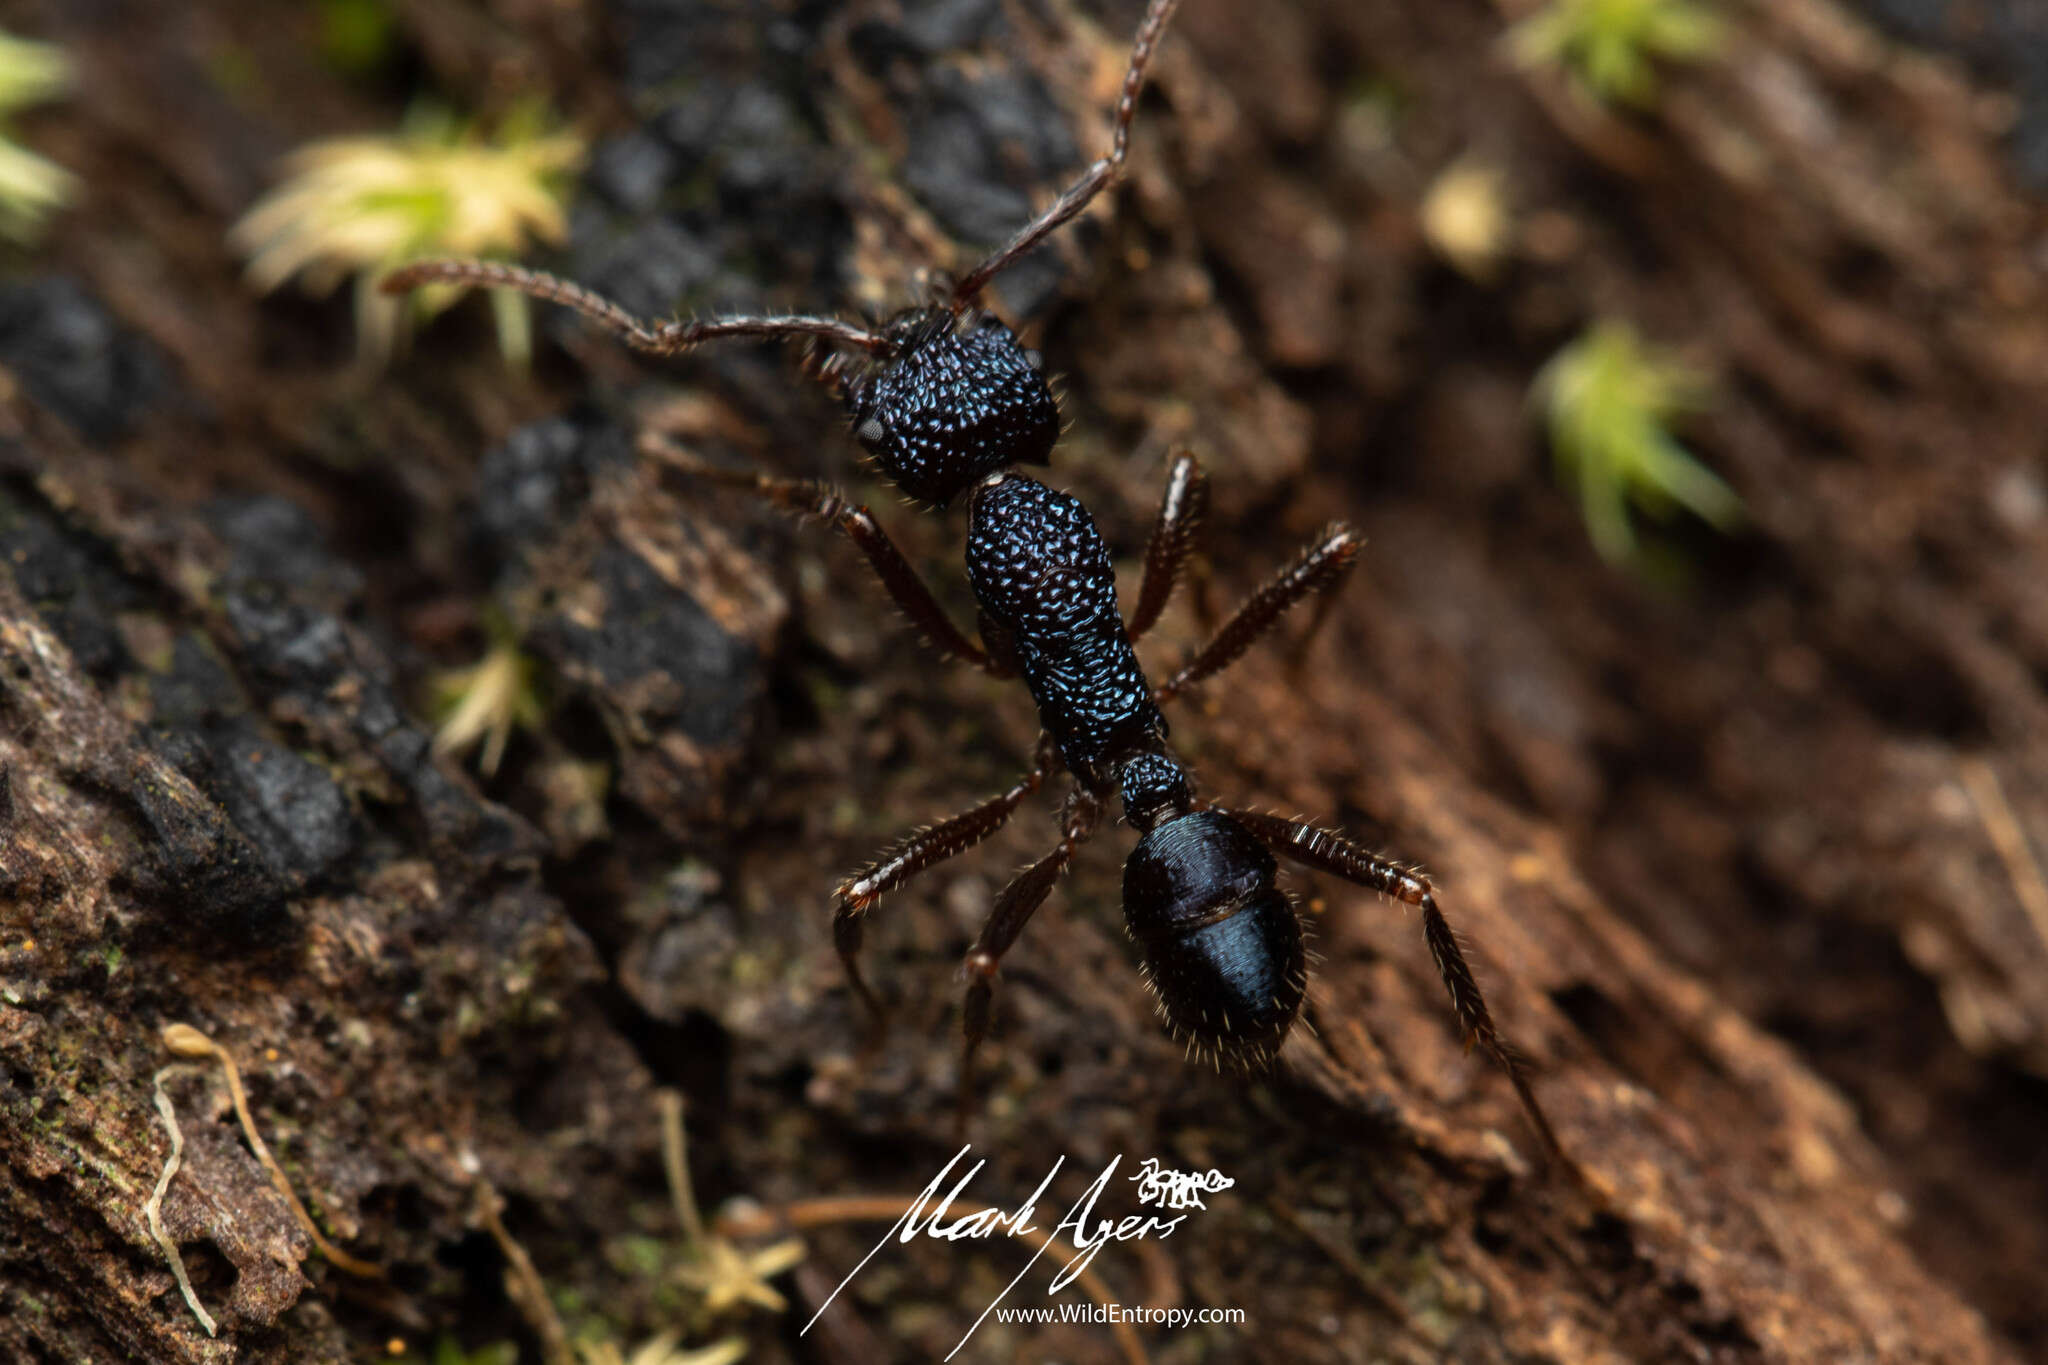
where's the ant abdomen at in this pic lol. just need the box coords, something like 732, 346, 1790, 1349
1123, 808, 1308, 1065
845, 311, 1058, 506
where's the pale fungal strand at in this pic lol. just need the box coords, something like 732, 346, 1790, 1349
145, 1070, 217, 1338
158, 1023, 384, 1278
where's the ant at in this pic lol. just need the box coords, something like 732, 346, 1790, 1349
386, 0, 1564, 1162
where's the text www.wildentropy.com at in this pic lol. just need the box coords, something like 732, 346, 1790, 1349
994, 1303, 1245, 1329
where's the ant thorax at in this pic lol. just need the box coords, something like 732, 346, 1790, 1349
965, 472, 1166, 789
840, 309, 1059, 507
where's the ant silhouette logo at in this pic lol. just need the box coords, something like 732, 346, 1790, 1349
1130, 1157, 1233, 1211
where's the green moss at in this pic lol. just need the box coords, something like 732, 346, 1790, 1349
614, 1234, 670, 1279
0, 30, 74, 242
1533, 319, 1740, 566
230, 101, 585, 367
317, 0, 397, 77
1509, 0, 1723, 107
432, 1338, 519, 1365
202, 41, 262, 102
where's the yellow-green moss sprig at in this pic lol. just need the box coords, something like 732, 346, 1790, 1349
1509, 0, 1722, 107
432, 1340, 519, 1365
231, 101, 584, 366
0, 31, 74, 243
1533, 320, 1740, 565
430, 627, 545, 777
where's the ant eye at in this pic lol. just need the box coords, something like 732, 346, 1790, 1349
855, 416, 886, 447
1023, 349, 1044, 371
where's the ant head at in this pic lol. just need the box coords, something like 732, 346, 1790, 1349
842, 307, 1059, 507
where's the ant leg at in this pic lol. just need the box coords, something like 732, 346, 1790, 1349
834, 737, 1060, 1021
950, 0, 1186, 306
958, 793, 1102, 1135
1127, 450, 1208, 642
642, 434, 1007, 676
1154, 524, 1363, 704
1219, 808, 1567, 1167
380, 260, 894, 356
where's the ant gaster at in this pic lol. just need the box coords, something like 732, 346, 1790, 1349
385, 0, 1563, 1162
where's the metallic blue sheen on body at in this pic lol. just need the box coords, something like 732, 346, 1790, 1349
1149, 903, 1300, 1040
1123, 809, 1304, 1052
966, 473, 1165, 780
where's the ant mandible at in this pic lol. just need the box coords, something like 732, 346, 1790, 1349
386, 0, 1564, 1162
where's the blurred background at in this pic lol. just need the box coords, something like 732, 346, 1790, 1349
0, 0, 2044, 1361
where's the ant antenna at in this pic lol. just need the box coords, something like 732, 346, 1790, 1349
948, 0, 1185, 310
379, 259, 896, 357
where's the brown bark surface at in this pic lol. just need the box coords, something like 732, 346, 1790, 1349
0, 0, 2043, 1361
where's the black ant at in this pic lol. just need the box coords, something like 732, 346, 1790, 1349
385, 0, 1563, 1163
